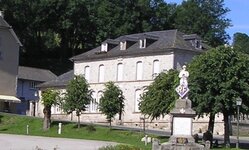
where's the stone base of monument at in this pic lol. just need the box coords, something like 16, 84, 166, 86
152, 99, 206, 150
158, 135, 205, 150
152, 135, 205, 150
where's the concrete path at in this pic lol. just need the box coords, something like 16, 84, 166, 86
0, 134, 116, 150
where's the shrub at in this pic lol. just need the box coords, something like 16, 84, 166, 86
98, 144, 141, 150
86, 124, 96, 132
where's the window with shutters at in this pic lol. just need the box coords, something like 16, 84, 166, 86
84, 66, 90, 82
139, 39, 146, 48
117, 63, 123, 81
134, 89, 142, 112
120, 41, 126, 50
98, 65, 105, 82
136, 61, 143, 80
101, 43, 108, 52
152, 60, 160, 79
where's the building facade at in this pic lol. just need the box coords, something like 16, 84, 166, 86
38, 30, 224, 134
0, 11, 22, 113
17, 66, 57, 115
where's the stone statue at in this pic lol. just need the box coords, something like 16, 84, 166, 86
179, 65, 189, 87
175, 65, 189, 99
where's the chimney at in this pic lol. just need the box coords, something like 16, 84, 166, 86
0, 11, 4, 18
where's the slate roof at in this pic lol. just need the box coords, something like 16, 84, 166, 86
37, 70, 74, 88
71, 30, 209, 62
18, 66, 57, 82
0, 15, 22, 46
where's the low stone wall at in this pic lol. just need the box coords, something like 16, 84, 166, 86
44, 112, 225, 135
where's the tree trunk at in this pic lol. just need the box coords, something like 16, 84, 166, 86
223, 111, 230, 147
77, 111, 80, 129
43, 106, 51, 131
208, 113, 215, 133
109, 119, 112, 129
119, 109, 122, 120
119, 102, 122, 120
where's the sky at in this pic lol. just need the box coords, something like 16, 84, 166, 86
166, 0, 249, 43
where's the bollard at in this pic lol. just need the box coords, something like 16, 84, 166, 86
145, 135, 148, 146
26, 125, 29, 135
58, 123, 62, 134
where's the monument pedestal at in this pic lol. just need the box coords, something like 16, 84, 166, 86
152, 66, 206, 150
154, 99, 205, 150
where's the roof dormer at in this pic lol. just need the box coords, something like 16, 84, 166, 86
100, 39, 119, 52
139, 34, 159, 49
183, 34, 203, 50
101, 43, 108, 52
119, 36, 138, 50
120, 41, 126, 50
139, 39, 146, 48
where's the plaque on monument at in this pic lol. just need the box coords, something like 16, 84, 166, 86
173, 117, 192, 135
176, 137, 188, 144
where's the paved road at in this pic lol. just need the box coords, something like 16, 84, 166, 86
0, 134, 116, 150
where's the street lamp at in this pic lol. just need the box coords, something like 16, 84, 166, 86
236, 97, 242, 149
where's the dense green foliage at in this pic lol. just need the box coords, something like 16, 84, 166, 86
41, 88, 59, 107
62, 75, 92, 128
0, 0, 231, 74
139, 70, 179, 120
41, 88, 59, 130
0, 113, 157, 150
99, 82, 125, 127
233, 32, 249, 54
174, 0, 231, 47
188, 46, 249, 146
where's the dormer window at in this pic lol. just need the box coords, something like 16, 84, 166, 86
139, 39, 146, 48
195, 40, 202, 49
120, 41, 126, 50
101, 43, 108, 52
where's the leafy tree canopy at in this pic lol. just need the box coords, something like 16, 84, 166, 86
139, 69, 179, 120
41, 88, 59, 130
41, 88, 59, 107
99, 81, 125, 126
233, 32, 249, 54
0, 0, 231, 74
189, 46, 249, 115
174, 0, 231, 47
188, 46, 249, 145
63, 75, 92, 115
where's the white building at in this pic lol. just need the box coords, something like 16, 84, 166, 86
38, 30, 224, 134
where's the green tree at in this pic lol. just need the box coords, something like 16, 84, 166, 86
233, 32, 249, 54
63, 75, 93, 128
188, 46, 249, 146
41, 88, 59, 131
99, 82, 125, 128
139, 70, 179, 120
174, 0, 231, 47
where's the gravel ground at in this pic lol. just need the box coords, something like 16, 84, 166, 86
0, 134, 117, 150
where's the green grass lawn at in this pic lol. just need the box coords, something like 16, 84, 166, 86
0, 113, 166, 149
0, 113, 246, 150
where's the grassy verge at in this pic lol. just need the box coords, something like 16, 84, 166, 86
0, 113, 247, 150
0, 113, 166, 150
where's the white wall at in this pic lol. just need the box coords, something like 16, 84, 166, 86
73, 54, 174, 125
74, 54, 174, 83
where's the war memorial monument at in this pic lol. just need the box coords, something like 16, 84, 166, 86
153, 65, 206, 150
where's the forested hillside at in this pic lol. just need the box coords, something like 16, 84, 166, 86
0, 0, 231, 74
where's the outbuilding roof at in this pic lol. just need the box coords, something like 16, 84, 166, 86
18, 66, 57, 82
71, 30, 209, 62
37, 70, 74, 88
